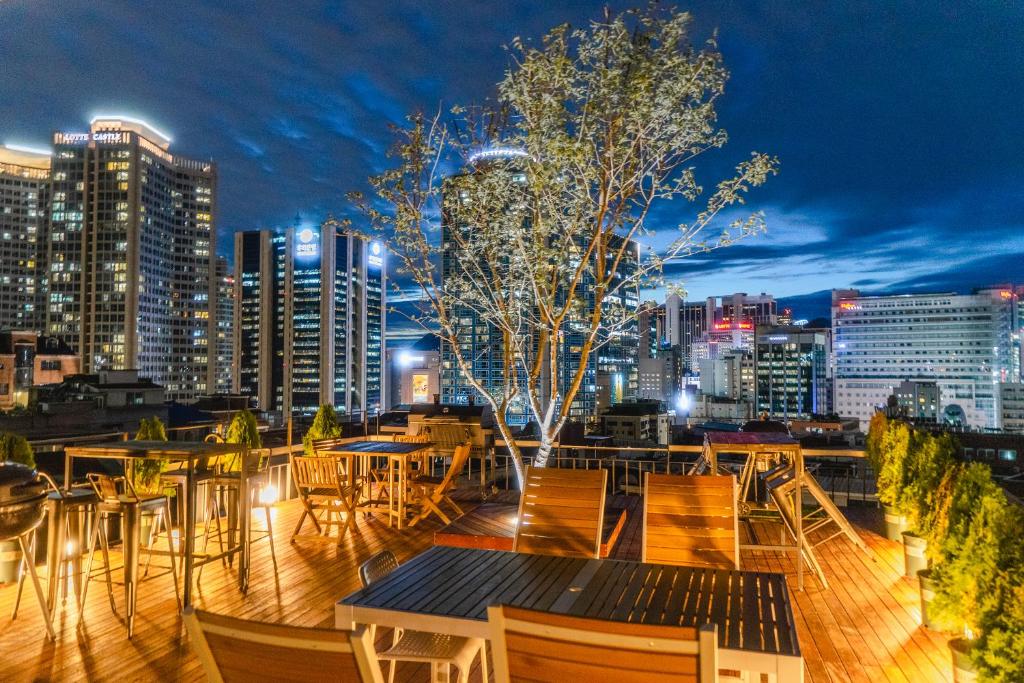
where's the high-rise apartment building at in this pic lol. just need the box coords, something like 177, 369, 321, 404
833, 288, 1017, 429
439, 159, 639, 424
213, 256, 234, 394
46, 117, 216, 401
0, 145, 51, 332
233, 223, 385, 417
754, 326, 828, 419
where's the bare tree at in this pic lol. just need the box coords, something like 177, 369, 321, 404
352, 5, 777, 487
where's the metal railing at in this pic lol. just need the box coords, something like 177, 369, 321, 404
489, 440, 876, 506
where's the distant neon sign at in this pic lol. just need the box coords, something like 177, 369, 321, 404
54, 131, 129, 145
839, 302, 857, 310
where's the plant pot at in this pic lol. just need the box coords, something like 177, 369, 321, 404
918, 569, 937, 629
949, 638, 978, 683
882, 505, 908, 542
901, 531, 928, 577
0, 539, 22, 583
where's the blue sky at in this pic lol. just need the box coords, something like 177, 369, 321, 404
2, 1, 1021, 326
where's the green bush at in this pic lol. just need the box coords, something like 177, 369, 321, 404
926, 463, 1000, 567
864, 411, 888, 472
0, 432, 35, 468
303, 404, 342, 455
901, 432, 956, 536
224, 409, 262, 470
875, 421, 911, 512
133, 416, 168, 493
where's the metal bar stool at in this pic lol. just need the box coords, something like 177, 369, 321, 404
13, 486, 99, 622
79, 472, 180, 638
197, 448, 276, 582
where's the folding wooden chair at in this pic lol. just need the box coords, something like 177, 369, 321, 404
643, 473, 740, 570
408, 442, 471, 527
488, 604, 718, 682
184, 606, 382, 682
513, 466, 606, 559
290, 455, 359, 545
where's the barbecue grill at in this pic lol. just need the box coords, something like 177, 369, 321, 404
1, 461, 57, 640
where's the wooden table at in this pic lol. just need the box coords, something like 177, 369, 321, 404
321, 440, 432, 530
64, 440, 251, 628
337, 546, 803, 682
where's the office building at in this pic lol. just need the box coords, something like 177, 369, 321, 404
213, 256, 234, 394
0, 145, 51, 332
754, 326, 828, 419
999, 383, 1024, 433
699, 349, 754, 403
893, 379, 940, 422
233, 223, 385, 417
440, 156, 639, 424
599, 400, 670, 446
46, 117, 216, 401
833, 288, 1017, 429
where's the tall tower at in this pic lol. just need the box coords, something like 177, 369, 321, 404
0, 145, 51, 332
233, 224, 386, 418
47, 117, 216, 401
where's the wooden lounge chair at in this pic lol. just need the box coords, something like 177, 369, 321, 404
488, 604, 718, 682
290, 455, 359, 545
513, 466, 606, 559
643, 473, 740, 570
358, 550, 487, 683
408, 442, 471, 527
183, 606, 382, 682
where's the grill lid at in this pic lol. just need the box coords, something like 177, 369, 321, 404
0, 462, 47, 506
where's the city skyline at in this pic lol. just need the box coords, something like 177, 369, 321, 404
1, 1, 1021, 330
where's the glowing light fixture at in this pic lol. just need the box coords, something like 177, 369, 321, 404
259, 484, 279, 506
90, 114, 173, 144
468, 147, 530, 164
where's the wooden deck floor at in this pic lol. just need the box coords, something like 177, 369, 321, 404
0, 491, 953, 682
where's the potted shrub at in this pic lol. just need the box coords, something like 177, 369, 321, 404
132, 416, 169, 545
921, 463, 1000, 630
0, 432, 35, 583
225, 409, 262, 470
929, 487, 1023, 681
899, 431, 955, 577
874, 420, 912, 541
303, 404, 342, 455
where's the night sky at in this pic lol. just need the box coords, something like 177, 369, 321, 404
2, 1, 1021, 329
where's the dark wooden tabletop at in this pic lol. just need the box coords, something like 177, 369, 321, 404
340, 545, 800, 657
322, 441, 431, 455
64, 440, 247, 460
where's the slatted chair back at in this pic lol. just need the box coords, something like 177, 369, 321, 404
488, 604, 718, 683
87, 473, 131, 502
643, 473, 740, 570
359, 549, 399, 588
183, 606, 382, 683
513, 466, 606, 559
422, 423, 470, 454
291, 455, 343, 493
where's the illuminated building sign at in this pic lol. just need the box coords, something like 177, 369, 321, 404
468, 147, 530, 164
295, 228, 319, 260
368, 241, 383, 268
1000, 290, 1012, 300
54, 131, 130, 145
839, 302, 858, 310
713, 321, 753, 330
411, 373, 429, 403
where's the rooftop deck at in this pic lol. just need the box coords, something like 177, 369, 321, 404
0, 491, 953, 682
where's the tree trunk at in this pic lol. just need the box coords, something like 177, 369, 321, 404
534, 435, 554, 469
492, 418, 526, 490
